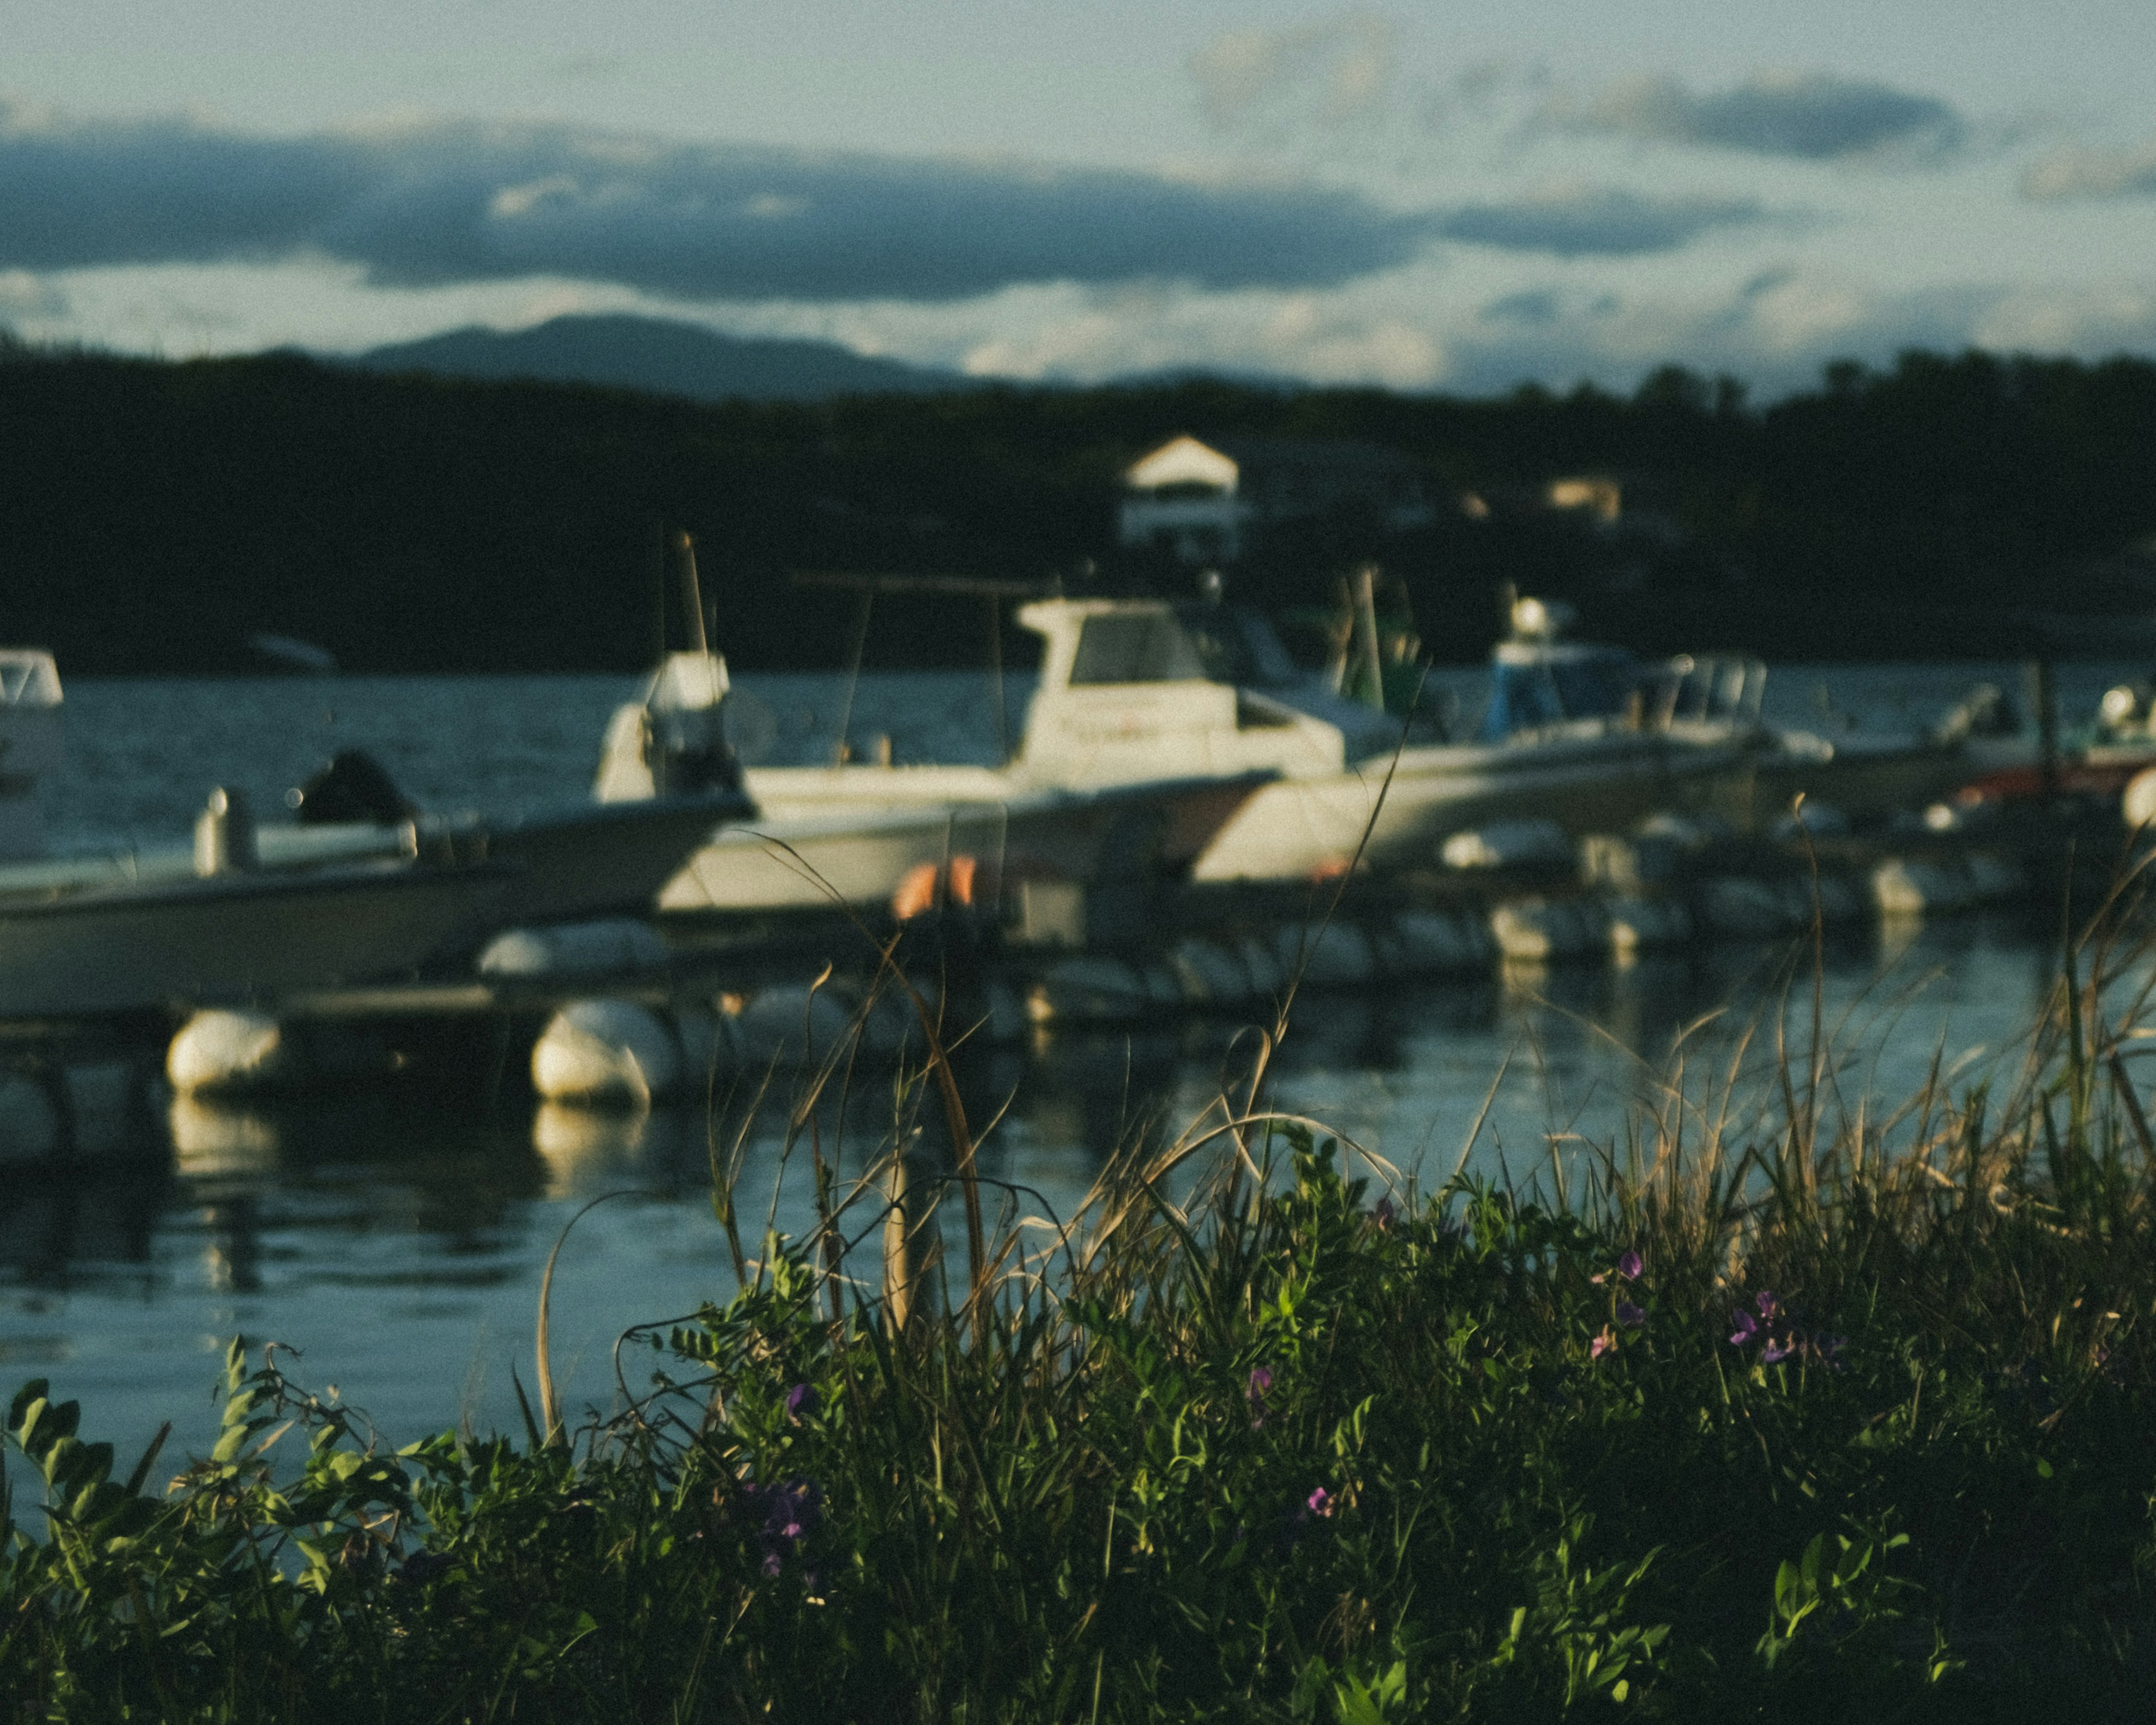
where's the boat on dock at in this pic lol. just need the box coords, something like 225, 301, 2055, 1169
0, 636, 750, 1019
1016, 593, 1761, 881
611, 583, 1776, 897
596, 560, 1275, 915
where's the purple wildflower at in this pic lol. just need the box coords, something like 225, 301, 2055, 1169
1590, 1326, 1617, 1361
1615, 1300, 1646, 1330
744, 1478, 821, 1577
1755, 1290, 1780, 1322
1305, 1487, 1334, 1519
1372, 1197, 1397, 1230
1761, 1338, 1793, 1365
1246, 1365, 1273, 1429
785, 1382, 818, 1423
1617, 1250, 1644, 1282
1729, 1308, 1760, 1347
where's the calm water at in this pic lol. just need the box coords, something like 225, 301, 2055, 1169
2, 659, 2140, 1462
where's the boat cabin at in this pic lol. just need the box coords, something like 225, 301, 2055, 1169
1012, 598, 1387, 787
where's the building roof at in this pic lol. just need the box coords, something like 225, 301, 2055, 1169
1125, 432, 1425, 494
1125, 435, 1241, 492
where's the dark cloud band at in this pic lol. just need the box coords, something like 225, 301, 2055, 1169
1565, 72, 1963, 162
1436, 190, 1771, 257
0, 104, 1437, 300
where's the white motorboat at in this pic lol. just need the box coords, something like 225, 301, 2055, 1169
1007, 594, 1759, 881
595, 566, 1272, 915
606, 588, 1760, 898
0, 730, 751, 1021
0, 852, 504, 1019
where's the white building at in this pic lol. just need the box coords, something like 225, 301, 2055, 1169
1117, 435, 1436, 564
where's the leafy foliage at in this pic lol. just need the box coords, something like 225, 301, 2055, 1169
16, 905, 2156, 1718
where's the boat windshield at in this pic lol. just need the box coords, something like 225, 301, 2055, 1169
1068, 611, 1209, 684
1482, 644, 1638, 740
1172, 604, 1307, 688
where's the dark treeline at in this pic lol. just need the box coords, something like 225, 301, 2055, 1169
4, 340, 2155, 675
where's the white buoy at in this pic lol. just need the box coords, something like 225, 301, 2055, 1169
1441, 820, 1574, 871
478, 919, 670, 979
2126, 766, 2156, 830
168, 1009, 296, 1097
530, 999, 681, 1105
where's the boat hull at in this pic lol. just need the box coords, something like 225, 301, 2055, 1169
0, 861, 500, 1019
1194, 728, 1749, 880
472, 791, 753, 925
661, 775, 1267, 912
1748, 734, 2033, 825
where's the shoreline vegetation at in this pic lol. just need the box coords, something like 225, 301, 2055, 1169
4, 337, 2155, 677
12, 884, 2156, 1720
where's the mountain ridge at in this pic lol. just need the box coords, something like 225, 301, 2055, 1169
339, 312, 975, 403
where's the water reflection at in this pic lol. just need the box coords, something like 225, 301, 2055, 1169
0, 911, 2098, 1457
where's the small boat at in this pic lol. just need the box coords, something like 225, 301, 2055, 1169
0, 850, 504, 1019
0, 772, 752, 1019
1013, 594, 1759, 881
1748, 680, 2031, 825
596, 557, 1272, 915
0, 651, 750, 1017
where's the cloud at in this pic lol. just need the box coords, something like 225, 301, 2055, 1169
0, 100, 1438, 301
1191, 11, 1397, 134
2021, 139, 2156, 199
0, 269, 67, 322
1435, 188, 1775, 257
1560, 71, 1965, 161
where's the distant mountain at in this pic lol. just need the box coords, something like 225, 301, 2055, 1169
340, 313, 972, 403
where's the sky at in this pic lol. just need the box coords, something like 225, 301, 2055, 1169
9, 1, 2156, 395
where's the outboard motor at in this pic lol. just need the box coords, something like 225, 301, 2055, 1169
292, 749, 418, 825
593, 651, 742, 801
594, 530, 746, 802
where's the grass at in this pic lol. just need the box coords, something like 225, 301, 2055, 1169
12, 887, 2156, 1721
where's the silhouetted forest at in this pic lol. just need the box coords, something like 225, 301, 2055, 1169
3, 339, 2154, 675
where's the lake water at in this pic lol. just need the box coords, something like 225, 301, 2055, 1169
2, 659, 2144, 1464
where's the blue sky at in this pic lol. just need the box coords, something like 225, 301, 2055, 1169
9, 1, 2156, 394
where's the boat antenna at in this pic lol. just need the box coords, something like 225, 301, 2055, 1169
672, 530, 709, 654
1352, 562, 1386, 712
833, 585, 874, 765
986, 595, 1008, 765
652, 521, 669, 663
